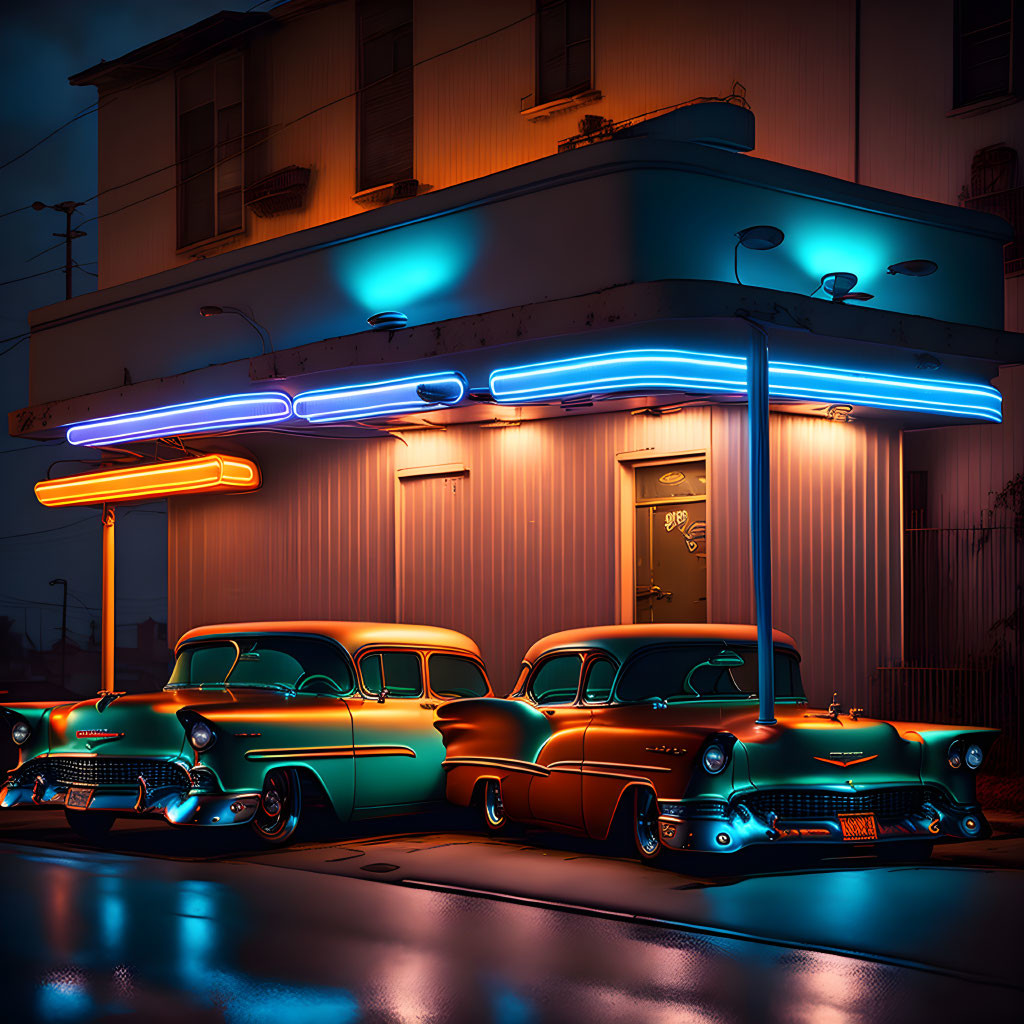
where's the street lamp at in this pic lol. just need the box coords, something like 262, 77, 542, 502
48, 578, 67, 691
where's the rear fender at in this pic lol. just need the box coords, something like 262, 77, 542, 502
436, 697, 552, 815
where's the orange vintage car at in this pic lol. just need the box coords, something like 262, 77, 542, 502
436, 624, 997, 861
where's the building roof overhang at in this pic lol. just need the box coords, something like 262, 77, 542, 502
68, 11, 275, 90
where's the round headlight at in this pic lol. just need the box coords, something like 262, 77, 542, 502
947, 741, 962, 769
965, 743, 983, 770
11, 721, 30, 746
702, 743, 728, 774
189, 721, 214, 751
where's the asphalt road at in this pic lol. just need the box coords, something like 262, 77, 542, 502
0, 808, 1021, 1023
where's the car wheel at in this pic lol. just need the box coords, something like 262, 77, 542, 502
481, 779, 508, 833
632, 788, 663, 862
251, 768, 302, 845
64, 808, 115, 842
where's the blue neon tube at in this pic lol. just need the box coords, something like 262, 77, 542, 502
293, 372, 467, 423
67, 393, 294, 446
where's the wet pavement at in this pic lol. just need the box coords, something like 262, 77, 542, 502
0, 809, 1021, 1022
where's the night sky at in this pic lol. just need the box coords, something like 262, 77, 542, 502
0, 2, 247, 658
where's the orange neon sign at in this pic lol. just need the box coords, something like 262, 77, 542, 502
34, 455, 260, 507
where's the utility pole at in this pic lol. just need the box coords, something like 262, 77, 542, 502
49, 578, 68, 691
32, 200, 87, 301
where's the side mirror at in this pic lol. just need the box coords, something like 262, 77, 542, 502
376, 686, 389, 704
646, 696, 668, 710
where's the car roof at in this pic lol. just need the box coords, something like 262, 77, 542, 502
176, 620, 483, 659
522, 623, 798, 664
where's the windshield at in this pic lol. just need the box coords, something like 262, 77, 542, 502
167, 636, 355, 694
614, 643, 804, 703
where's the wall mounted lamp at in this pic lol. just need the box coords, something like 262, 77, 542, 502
819, 272, 874, 303
367, 311, 409, 331
887, 259, 938, 277
199, 305, 275, 361
734, 225, 784, 284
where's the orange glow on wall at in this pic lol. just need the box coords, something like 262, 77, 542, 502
34, 455, 260, 507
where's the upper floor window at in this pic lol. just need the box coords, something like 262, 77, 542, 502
358, 0, 413, 192
536, 0, 592, 105
953, 1, 1021, 108
177, 53, 244, 248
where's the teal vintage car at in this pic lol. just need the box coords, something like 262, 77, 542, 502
0, 621, 491, 843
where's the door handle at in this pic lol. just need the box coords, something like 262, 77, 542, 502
543, 709, 555, 715
420, 701, 438, 710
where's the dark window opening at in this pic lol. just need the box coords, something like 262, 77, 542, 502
177, 53, 244, 248
537, 0, 592, 104
360, 650, 423, 698
358, 0, 413, 192
960, 145, 1023, 276
954, 1, 1020, 107
528, 654, 583, 706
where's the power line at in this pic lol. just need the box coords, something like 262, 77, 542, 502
0, 515, 98, 542
0, 334, 29, 357
0, 266, 63, 289
0, 101, 98, 173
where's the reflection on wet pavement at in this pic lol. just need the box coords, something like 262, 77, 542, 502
0, 842, 1018, 1023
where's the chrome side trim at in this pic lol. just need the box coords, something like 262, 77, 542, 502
442, 756, 550, 777
244, 744, 416, 761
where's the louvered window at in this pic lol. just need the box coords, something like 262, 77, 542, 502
953, 1, 1020, 107
537, 0, 592, 104
177, 53, 244, 248
358, 0, 413, 192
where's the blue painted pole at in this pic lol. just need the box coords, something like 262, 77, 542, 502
747, 321, 776, 725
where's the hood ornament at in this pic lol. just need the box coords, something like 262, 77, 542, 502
828, 692, 841, 721
96, 691, 127, 712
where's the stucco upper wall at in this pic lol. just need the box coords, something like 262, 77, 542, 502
26, 133, 1011, 407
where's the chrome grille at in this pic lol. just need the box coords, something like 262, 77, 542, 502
745, 787, 927, 822
17, 758, 189, 791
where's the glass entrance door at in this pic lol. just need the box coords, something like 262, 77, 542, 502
634, 459, 707, 623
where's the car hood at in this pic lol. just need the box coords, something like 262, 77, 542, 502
45, 691, 247, 759
721, 706, 923, 788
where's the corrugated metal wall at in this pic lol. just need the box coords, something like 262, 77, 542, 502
169, 406, 903, 705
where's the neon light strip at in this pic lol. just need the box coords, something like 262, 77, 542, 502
489, 349, 747, 402
767, 362, 1002, 422
488, 348, 1001, 422
293, 372, 467, 423
66, 393, 293, 447
35, 455, 261, 507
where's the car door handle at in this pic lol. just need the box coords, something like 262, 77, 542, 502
543, 709, 555, 715
420, 701, 438, 710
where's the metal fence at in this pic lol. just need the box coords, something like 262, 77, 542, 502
873, 517, 1023, 776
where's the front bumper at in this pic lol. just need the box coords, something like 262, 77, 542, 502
1, 758, 260, 827
658, 787, 990, 853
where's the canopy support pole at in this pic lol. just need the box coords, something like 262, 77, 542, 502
746, 320, 776, 725
101, 504, 115, 693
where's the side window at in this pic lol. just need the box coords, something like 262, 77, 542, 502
428, 654, 489, 699
360, 651, 422, 698
528, 654, 582, 706
583, 657, 616, 704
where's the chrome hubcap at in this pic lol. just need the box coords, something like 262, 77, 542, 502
635, 792, 659, 855
484, 781, 504, 826
254, 769, 300, 840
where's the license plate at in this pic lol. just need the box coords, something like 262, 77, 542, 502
65, 787, 94, 810
838, 812, 877, 841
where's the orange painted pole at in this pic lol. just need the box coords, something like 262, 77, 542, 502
101, 504, 115, 693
